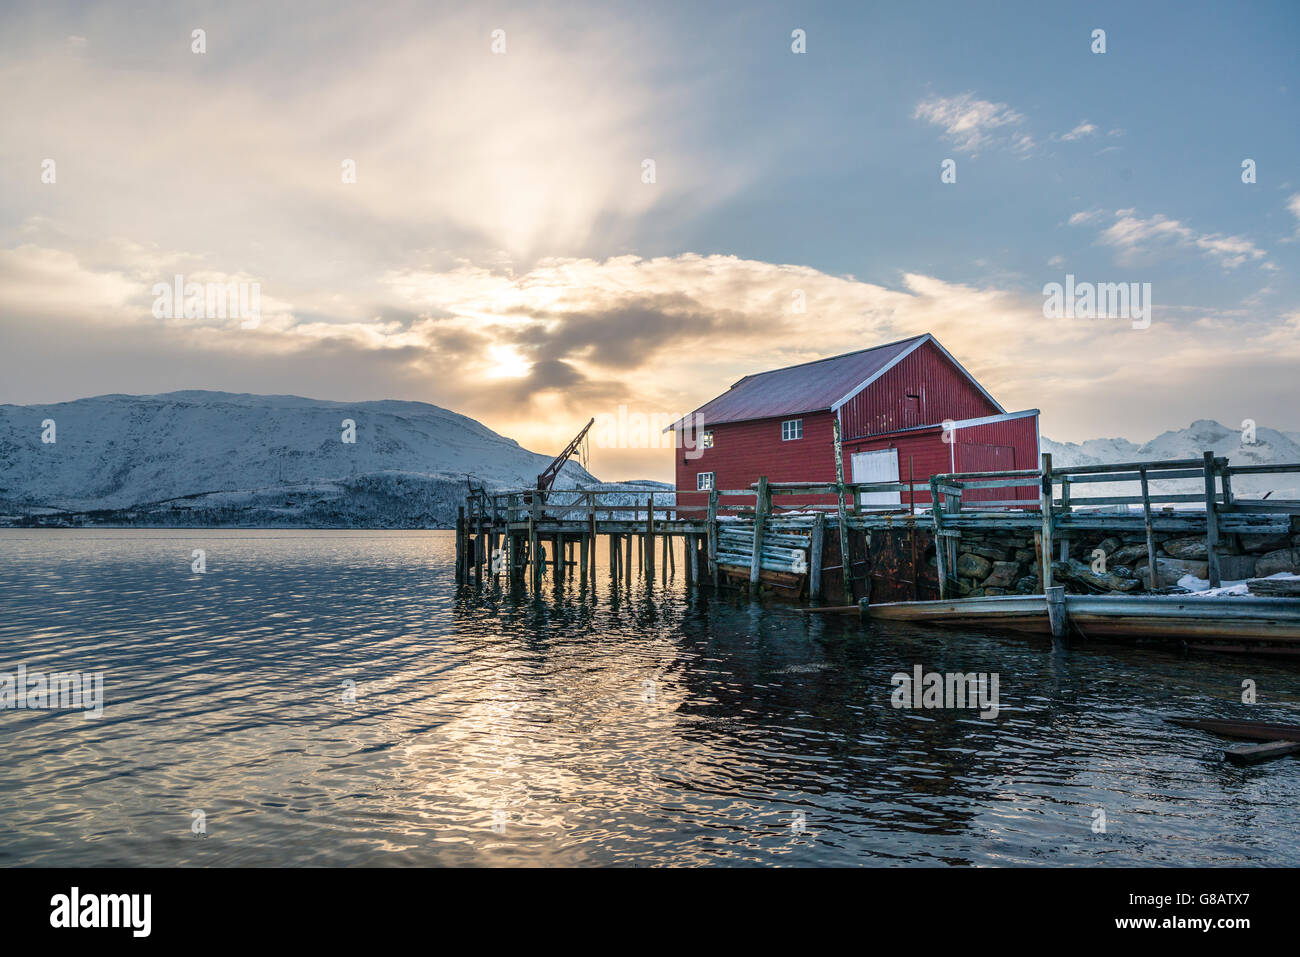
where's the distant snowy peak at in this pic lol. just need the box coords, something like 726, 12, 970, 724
1044, 419, 1300, 469
0, 390, 598, 513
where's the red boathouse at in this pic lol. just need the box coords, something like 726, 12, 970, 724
670, 333, 1039, 510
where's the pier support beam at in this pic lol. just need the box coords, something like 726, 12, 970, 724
1046, 585, 1068, 645
1039, 453, 1055, 592
1203, 450, 1222, 588
455, 505, 466, 586
810, 514, 824, 601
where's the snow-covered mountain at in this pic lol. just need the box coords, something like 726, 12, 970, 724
0, 391, 601, 527
1043, 419, 1300, 500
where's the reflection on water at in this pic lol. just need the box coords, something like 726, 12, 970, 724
1, 528, 1298, 867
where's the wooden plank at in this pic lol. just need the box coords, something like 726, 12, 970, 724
832, 417, 853, 603
1224, 740, 1300, 765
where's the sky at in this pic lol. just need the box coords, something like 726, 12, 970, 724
1, 0, 1297, 482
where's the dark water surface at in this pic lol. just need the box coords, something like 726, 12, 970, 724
1, 528, 1298, 867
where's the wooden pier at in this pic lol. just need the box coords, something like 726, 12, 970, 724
455, 452, 1300, 645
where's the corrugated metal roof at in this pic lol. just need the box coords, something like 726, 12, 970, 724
678, 334, 931, 428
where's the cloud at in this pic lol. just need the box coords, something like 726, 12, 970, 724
1059, 122, 1097, 141
1074, 209, 1270, 270
1286, 193, 1300, 239
6, 241, 1298, 479
913, 92, 1034, 156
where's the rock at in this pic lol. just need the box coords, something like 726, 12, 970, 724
984, 586, 1007, 596
1239, 533, 1290, 553
967, 587, 985, 598
1097, 537, 1122, 556
1216, 554, 1258, 581
1014, 548, 1035, 563
1162, 536, 1208, 560
1054, 558, 1141, 593
956, 553, 993, 580
1137, 557, 1209, 589
1111, 543, 1149, 566
1247, 577, 1300, 597
955, 577, 976, 596
966, 544, 1012, 562
981, 560, 1020, 589
1014, 575, 1038, 594
1256, 548, 1300, 577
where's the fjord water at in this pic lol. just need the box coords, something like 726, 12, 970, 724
2, 529, 1298, 867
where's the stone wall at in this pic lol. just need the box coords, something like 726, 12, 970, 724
938, 520, 1300, 596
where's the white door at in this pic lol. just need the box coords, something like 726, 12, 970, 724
851, 449, 900, 508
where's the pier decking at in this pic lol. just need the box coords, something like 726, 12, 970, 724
456, 452, 1300, 646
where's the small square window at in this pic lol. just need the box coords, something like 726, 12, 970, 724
696, 471, 715, 491
781, 419, 803, 441
701, 431, 714, 449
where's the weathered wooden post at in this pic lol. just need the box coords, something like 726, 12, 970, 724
930, 476, 946, 599
750, 476, 769, 586
1203, 450, 1222, 587
809, 512, 825, 600
1045, 585, 1068, 645
1058, 477, 1071, 563
707, 487, 719, 589
832, 418, 853, 603
455, 504, 466, 585
645, 493, 655, 578
529, 493, 541, 591
1039, 453, 1055, 591
684, 534, 695, 587
1139, 465, 1159, 592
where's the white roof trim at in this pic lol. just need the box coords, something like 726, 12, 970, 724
829, 333, 1006, 415
945, 408, 1038, 430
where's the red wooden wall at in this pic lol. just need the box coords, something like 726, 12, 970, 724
837, 339, 1000, 441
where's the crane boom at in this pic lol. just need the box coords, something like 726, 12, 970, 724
537, 417, 595, 491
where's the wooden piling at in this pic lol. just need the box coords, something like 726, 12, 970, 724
930, 476, 946, 600
455, 505, 466, 585
529, 495, 540, 591
1203, 450, 1222, 587
750, 476, 769, 586
1039, 453, 1055, 591
707, 487, 719, 589
809, 513, 824, 600
1139, 466, 1159, 592
645, 493, 655, 579
1046, 585, 1068, 643
832, 419, 853, 603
